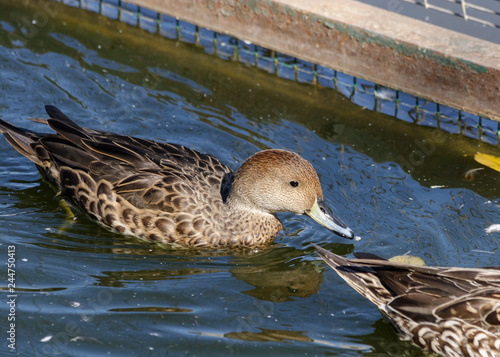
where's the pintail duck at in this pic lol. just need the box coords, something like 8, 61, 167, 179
314, 245, 500, 357
0, 105, 354, 248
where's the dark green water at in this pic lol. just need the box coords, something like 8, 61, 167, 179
0, 1, 499, 356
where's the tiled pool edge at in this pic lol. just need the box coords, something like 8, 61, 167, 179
59, 0, 500, 145
124, 0, 500, 122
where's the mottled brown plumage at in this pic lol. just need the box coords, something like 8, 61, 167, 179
0, 105, 353, 248
314, 245, 500, 357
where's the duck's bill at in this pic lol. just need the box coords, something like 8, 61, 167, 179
305, 198, 354, 239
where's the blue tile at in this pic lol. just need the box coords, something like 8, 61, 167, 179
352, 78, 375, 110
461, 112, 481, 139
139, 7, 158, 33
159, 14, 177, 40
216, 34, 236, 60
480, 117, 498, 145
336, 72, 354, 99
396, 91, 418, 123
416, 99, 438, 128
256, 48, 275, 74
63, 0, 80, 7
317, 65, 336, 89
121, 2, 138, 12
374, 86, 397, 117
238, 40, 256, 66
179, 20, 196, 44
276, 53, 295, 81
296, 59, 315, 84
199, 28, 215, 55
120, 2, 138, 26
81, 0, 100, 12
101, 0, 119, 20
438, 105, 461, 135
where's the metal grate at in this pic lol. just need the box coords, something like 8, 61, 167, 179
60, 0, 499, 145
401, 0, 500, 28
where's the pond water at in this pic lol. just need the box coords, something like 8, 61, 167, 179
0, 1, 499, 356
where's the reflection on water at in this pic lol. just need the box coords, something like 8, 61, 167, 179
225, 329, 313, 343
0, 1, 499, 356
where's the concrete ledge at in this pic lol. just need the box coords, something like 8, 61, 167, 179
127, 0, 500, 121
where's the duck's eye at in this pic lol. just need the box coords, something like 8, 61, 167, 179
289, 180, 299, 188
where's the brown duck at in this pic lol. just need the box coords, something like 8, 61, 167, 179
314, 245, 500, 357
0, 105, 354, 248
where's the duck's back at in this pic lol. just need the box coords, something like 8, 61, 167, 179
0, 105, 237, 246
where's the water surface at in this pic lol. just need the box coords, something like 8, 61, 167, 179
0, 1, 499, 356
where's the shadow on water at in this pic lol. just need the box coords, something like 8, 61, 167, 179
87, 244, 354, 302
355, 319, 427, 357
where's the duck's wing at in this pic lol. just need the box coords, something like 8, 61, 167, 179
0, 105, 233, 211
109, 140, 234, 211
314, 245, 500, 333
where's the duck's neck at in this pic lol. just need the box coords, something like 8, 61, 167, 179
223, 196, 283, 246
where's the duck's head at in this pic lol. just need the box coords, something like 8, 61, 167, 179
228, 149, 354, 239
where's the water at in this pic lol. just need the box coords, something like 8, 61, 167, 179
0, 1, 499, 356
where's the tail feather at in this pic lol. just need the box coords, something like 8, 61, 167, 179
47, 117, 91, 146
29, 117, 49, 125
45, 105, 75, 124
40, 136, 96, 170
44, 105, 103, 144
0, 118, 41, 164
